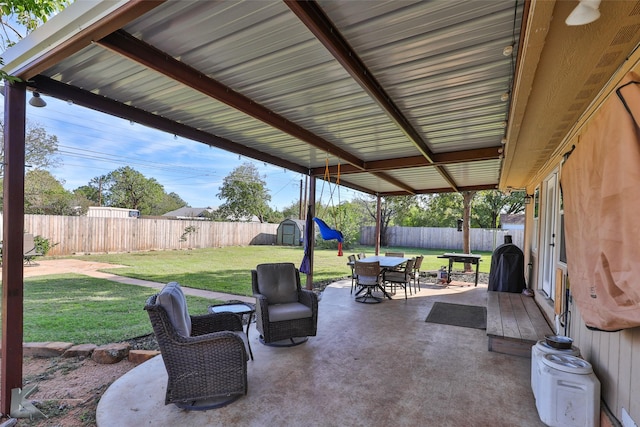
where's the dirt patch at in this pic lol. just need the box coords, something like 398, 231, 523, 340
2, 335, 157, 427
20, 259, 127, 279
9, 356, 134, 427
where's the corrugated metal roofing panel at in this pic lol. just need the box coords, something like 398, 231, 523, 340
385, 167, 453, 191
444, 160, 502, 187
123, 1, 419, 166
322, 0, 521, 154
27, 0, 524, 196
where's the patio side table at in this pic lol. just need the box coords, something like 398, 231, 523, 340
208, 301, 255, 361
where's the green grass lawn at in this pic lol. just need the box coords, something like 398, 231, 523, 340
72, 245, 492, 296
2, 245, 492, 345
1, 274, 216, 345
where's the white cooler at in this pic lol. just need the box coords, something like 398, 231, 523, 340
531, 339, 580, 401
536, 353, 600, 427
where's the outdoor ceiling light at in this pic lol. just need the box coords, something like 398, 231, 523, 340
29, 91, 47, 107
566, 0, 601, 26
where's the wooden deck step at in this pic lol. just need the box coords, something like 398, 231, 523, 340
486, 291, 554, 358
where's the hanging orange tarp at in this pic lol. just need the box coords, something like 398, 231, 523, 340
561, 72, 640, 331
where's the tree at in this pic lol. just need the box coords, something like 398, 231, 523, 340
262, 207, 284, 224
280, 201, 301, 220
154, 192, 189, 216
80, 167, 168, 215
1, 1, 70, 82
422, 193, 464, 227
24, 169, 75, 215
403, 191, 527, 230
471, 190, 526, 229
0, 120, 60, 177
217, 162, 271, 223
107, 167, 165, 215
358, 195, 418, 247
73, 183, 101, 205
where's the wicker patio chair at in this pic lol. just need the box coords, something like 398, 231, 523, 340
384, 252, 405, 272
383, 258, 415, 300
412, 255, 424, 292
23, 233, 43, 266
384, 252, 405, 257
144, 282, 248, 410
353, 260, 384, 304
347, 254, 358, 293
251, 263, 318, 346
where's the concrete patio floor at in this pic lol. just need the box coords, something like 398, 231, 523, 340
97, 279, 545, 427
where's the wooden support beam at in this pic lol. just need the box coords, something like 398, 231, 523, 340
285, 0, 459, 191
310, 147, 502, 176
2, 83, 26, 416
96, 30, 366, 170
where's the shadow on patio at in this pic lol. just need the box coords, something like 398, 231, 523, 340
97, 279, 544, 427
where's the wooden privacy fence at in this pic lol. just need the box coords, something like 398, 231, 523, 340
3, 215, 278, 256
360, 226, 524, 252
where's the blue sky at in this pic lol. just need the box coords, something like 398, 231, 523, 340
2, 93, 362, 210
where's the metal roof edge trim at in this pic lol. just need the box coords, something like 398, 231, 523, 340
0, 0, 153, 78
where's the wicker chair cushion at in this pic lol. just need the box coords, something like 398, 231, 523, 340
156, 282, 191, 337
267, 302, 313, 322
384, 271, 407, 281
357, 275, 379, 285
256, 263, 299, 304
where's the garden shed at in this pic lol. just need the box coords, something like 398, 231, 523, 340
276, 219, 305, 246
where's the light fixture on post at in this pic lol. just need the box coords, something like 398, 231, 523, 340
566, 0, 601, 26
28, 91, 46, 107
524, 194, 534, 204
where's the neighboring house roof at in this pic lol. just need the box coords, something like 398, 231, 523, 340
162, 207, 213, 219
226, 214, 261, 223
500, 214, 525, 229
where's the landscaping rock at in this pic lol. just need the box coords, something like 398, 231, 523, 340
23, 342, 74, 358
92, 343, 130, 364
128, 349, 160, 364
62, 343, 97, 358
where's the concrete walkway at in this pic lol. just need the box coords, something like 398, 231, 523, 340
21, 258, 254, 303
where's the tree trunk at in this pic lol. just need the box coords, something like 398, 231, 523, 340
462, 191, 476, 272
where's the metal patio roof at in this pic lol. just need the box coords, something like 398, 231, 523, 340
3, 0, 640, 196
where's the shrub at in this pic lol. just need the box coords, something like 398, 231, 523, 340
34, 235, 58, 255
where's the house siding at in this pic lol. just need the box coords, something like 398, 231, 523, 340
525, 68, 640, 425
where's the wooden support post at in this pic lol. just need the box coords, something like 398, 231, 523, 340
374, 195, 381, 255
2, 82, 26, 416
305, 176, 316, 290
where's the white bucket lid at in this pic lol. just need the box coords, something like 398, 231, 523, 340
535, 340, 580, 355
542, 353, 593, 374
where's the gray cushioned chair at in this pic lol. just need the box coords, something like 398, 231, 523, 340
383, 258, 415, 300
354, 260, 384, 304
251, 263, 318, 346
144, 282, 248, 409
